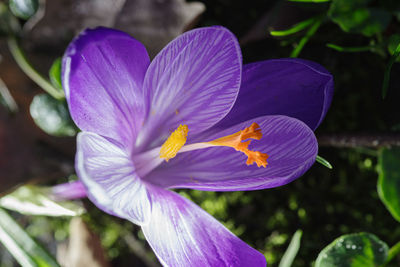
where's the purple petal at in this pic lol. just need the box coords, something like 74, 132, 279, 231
145, 115, 317, 191
62, 27, 150, 149
142, 187, 266, 266
52, 181, 87, 200
217, 58, 334, 130
136, 26, 242, 149
76, 132, 151, 225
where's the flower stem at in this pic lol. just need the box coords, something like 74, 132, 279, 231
381, 241, 400, 267
7, 36, 64, 100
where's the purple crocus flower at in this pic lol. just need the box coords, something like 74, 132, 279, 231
61, 26, 333, 266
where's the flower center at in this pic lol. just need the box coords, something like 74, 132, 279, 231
160, 122, 269, 168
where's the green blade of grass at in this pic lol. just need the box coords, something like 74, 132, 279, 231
316, 155, 333, 169
279, 230, 303, 267
290, 17, 323, 58
0, 77, 18, 113
0, 225, 37, 267
0, 208, 60, 267
270, 17, 316, 37
326, 43, 376, 53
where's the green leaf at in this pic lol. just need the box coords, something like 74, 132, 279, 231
30, 93, 77, 137
0, 185, 85, 217
49, 58, 63, 90
328, 0, 390, 37
270, 17, 316, 37
316, 155, 333, 169
377, 148, 400, 222
315, 233, 389, 267
279, 230, 302, 267
0, 208, 60, 267
382, 42, 400, 99
9, 0, 38, 20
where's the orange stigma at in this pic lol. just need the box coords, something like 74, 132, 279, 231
207, 122, 269, 167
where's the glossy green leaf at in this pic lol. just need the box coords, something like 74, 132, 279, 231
0, 208, 60, 267
0, 185, 85, 217
49, 58, 63, 90
377, 148, 400, 222
279, 230, 302, 267
9, 0, 38, 20
315, 233, 388, 267
328, 0, 390, 37
30, 93, 77, 137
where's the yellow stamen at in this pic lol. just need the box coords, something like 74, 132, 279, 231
160, 124, 189, 162
207, 122, 269, 167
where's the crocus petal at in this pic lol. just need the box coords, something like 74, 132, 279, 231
52, 181, 87, 200
136, 26, 242, 149
142, 187, 266, 267
217, 58, 334, 130
76, 132, 151, 225
145, 115, 317, 191
62, 27, 150, 149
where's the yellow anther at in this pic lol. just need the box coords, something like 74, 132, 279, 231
160, 124, 189, 162
207, 122, 269, 168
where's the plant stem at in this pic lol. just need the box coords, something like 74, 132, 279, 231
7, 36, 64, 100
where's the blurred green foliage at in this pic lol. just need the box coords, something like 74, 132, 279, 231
328, 0, 391, 37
